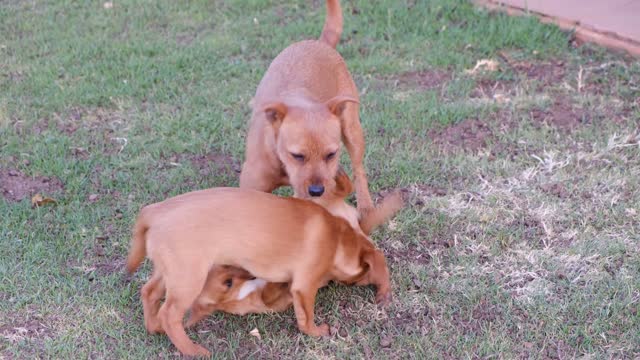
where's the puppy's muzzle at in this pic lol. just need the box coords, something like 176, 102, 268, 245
308, 184, 325, 197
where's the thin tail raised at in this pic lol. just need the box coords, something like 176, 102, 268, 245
319, 0, 343, 48
126, 207, 151, 274
359, 192, 404, 235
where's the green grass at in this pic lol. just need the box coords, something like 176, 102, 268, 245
1, 0, 639, 358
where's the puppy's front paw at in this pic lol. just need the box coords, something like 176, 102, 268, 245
192, 345, 211, 358
375, 291, 392, 307
144, 318, 164, 334
317, 323, 331, 337
305, 323, 331, 337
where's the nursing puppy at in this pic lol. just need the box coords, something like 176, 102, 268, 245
126, 188, 391, 357
185, 268, 292, 328
186, 170, 402, 327
240, 0, 374, 214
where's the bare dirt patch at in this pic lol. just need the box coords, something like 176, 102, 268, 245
510, 60, 566, 87
395, 69, 450, 90
380, 243, 431, 266
451, 306, 502, 336
93, 258, 126, 277
0, 307, 56, 356
188, 153, 241, 176
0, 318, 53, 343
530, 97, 587, 130
429, 119, 493, 152
540, 182, 569, 199
0, 168, 64, 202
361, 69, 451, 92
470, 77, 515, 99
164, 151, 241, 177
90, 235, 127, 277
509, 216, 547, 247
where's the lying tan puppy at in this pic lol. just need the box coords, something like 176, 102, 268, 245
138, 264, 291, 332
185, 170, 402, 327
126, 188, 391, 357
240, 0, 374, 214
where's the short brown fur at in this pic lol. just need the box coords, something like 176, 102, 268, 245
126, 188, 391, 357
184, 170, 403, 326
239, 0, 374, 214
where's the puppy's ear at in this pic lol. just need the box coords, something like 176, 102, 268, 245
359, 192, 404, 235
326, 95, 359, 117
333, 167, 354, 198
262, 102, 288, 125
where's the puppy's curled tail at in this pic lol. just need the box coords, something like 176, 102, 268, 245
320, 0, 343, 48
126, 207, 151, 274
359, 192, 404, 235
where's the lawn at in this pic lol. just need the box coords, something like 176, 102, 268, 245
1, 0, 639, 358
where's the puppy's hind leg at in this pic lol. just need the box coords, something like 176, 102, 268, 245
159, 272, 210, 357
290, 279, 329, 337
141, 270, 165, 334
185, 303, 213, 329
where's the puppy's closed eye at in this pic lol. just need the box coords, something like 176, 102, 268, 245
291, 153, 305, 162
325, 151, 336, 161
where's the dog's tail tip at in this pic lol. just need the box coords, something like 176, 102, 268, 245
320, 0, 343, 48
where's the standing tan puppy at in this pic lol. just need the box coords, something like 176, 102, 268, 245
240, 0, 374, 214
126, 188, 391, 357
184, 169, 403, 328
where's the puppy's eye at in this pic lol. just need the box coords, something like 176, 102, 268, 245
223, 278, 233, 288
325, 151, 337, 161
291, 153, 305, 162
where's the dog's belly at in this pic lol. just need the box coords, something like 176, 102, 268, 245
238, 264, 291, 284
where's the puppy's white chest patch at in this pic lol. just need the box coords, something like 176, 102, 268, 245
237, 278, 267, 300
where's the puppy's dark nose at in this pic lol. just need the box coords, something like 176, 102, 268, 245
308, 184, 325, 197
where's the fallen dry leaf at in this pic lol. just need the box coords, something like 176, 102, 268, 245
88, 194, 99, 202
103, 1, 113, 9
249, 328, 261, 340
31, 194, 57, 207
465, 59, 499, 75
